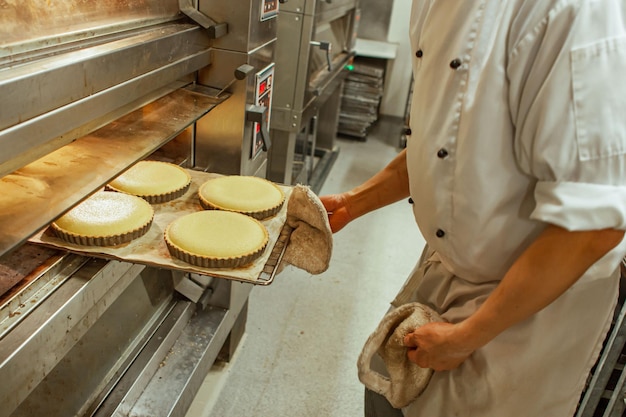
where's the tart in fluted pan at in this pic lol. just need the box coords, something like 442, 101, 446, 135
198, 175, 285, 219
164, 210, 269, 268
107, 161, 191, 204
51, 191, 154, 246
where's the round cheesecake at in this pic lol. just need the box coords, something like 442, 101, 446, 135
107, 161, 191, 204
198, 175, 285, 219
165, 210, 269, 268
52, 191, 154, 246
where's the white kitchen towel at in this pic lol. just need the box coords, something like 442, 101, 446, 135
282, 184, 333, 274
358, 302, 444, 409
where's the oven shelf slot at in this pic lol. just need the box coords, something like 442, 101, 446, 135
0, 87, 229, 259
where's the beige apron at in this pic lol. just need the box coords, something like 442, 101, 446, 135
394, 249, 618, 417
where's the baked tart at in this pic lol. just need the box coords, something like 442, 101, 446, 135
198, 175, 285, 219
107, 161, 191, 204
51, 191, 154, 246
165, 210, 269, 268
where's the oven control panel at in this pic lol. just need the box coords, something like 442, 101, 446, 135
251, 63, 275, 158
261, 0, 278, 21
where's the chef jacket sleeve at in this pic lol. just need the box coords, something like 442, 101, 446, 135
507, 1, 626, 232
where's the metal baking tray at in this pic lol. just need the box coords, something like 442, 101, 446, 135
29, 170, 292, 286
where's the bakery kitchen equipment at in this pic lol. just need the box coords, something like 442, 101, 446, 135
267, 0, 360, 191
0, 1, 322, 416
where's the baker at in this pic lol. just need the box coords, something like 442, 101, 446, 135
320, 1, 626, 416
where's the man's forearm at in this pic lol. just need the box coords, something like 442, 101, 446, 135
345, 149, 410, 219
458, 225, 625, 350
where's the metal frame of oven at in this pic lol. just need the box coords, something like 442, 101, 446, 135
267, 0, 360, 192
0, 1, 283, 416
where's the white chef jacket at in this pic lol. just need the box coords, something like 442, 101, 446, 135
398, 0, 626, 416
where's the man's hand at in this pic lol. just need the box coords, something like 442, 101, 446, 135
319, 149, 411, 233
403, 322, 475, 371
319, 193, 354, 233
403, 225, 625, 373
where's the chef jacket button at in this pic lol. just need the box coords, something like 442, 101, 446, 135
450, 58, 462, 69
437, 148, 449, 159
436, 229, 445, 238
408, 197, 414, 204
416, 49, 424, 58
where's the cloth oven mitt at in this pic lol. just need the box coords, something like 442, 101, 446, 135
281, 184, 333, 275
357, 302, 444, 409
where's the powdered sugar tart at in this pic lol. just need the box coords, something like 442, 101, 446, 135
107, 160, 191, 204
51, 191, 154, 246
164, 210, 269, 268
198, 175, 285, 220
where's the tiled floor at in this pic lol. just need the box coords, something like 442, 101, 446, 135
186, 117, 426, 417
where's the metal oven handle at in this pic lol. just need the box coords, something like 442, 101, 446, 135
310, 41, 333, 72
246, 105, 272, 151
179, 0, 228, 38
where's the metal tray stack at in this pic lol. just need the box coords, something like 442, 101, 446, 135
337, 58, 386, 139
576, 261, 626, 417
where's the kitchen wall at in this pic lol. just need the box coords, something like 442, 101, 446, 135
357, 0, 413, 118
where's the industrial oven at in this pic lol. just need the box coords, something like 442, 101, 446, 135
0, 1, 286, 416
267, 0, 359, 191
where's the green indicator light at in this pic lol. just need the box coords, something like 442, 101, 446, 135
344, 64, 354, 71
